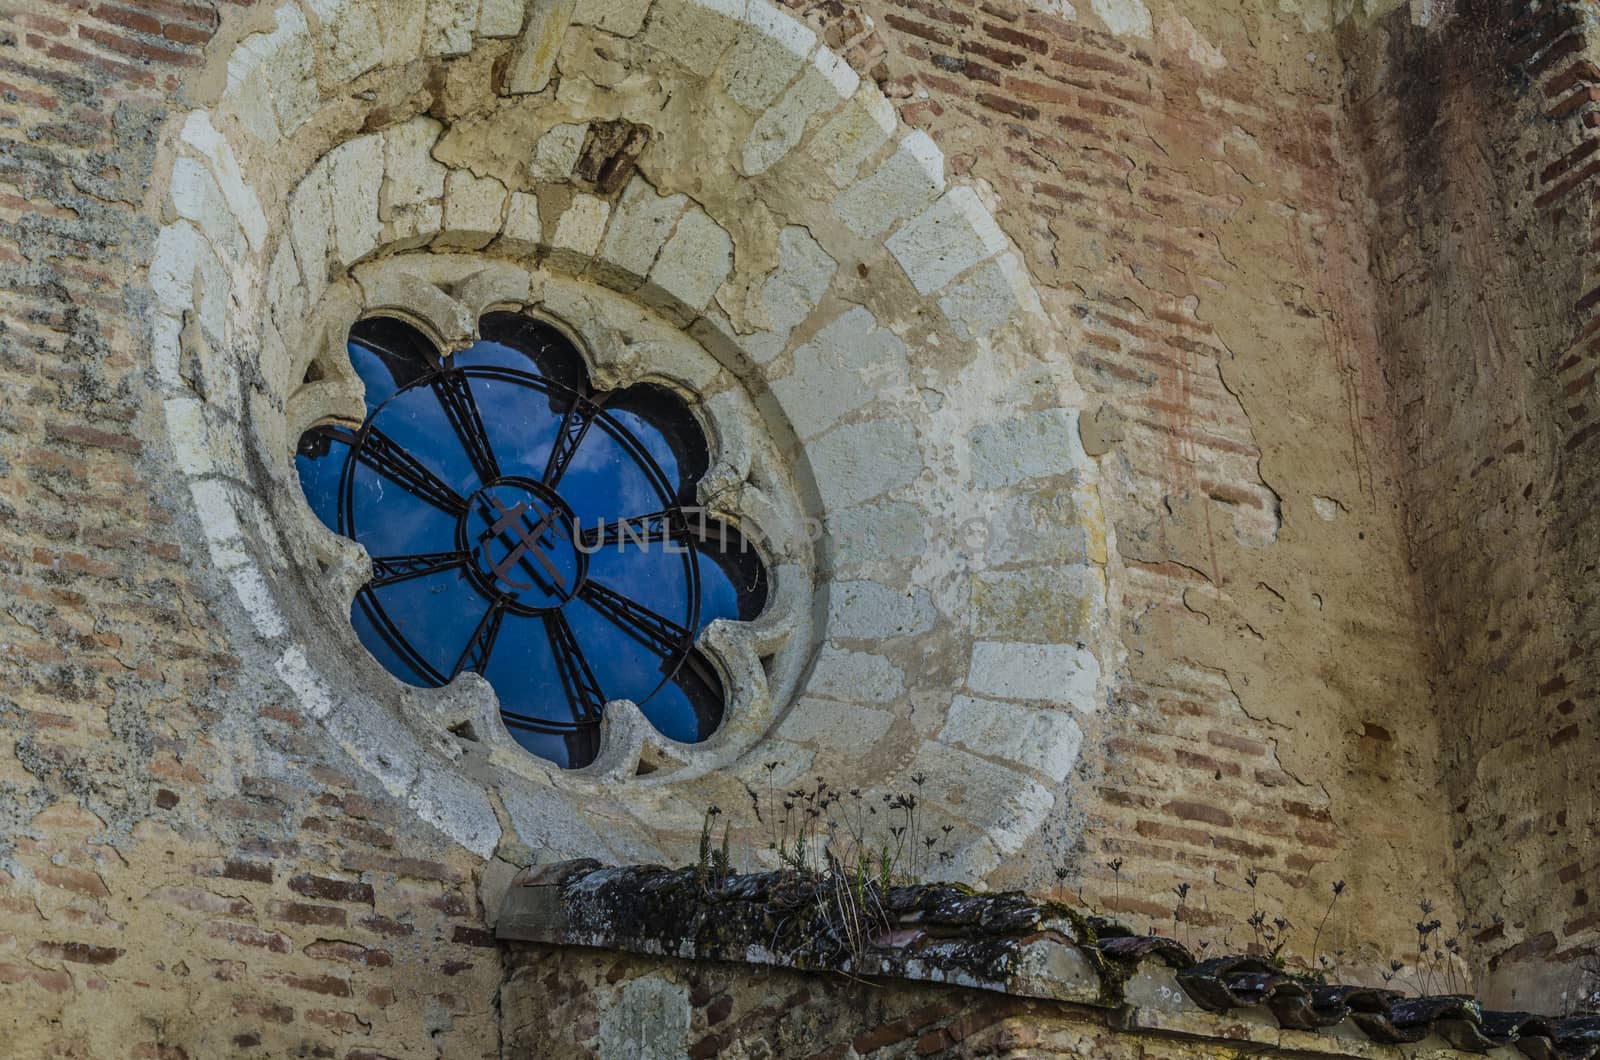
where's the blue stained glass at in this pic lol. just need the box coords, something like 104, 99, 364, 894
294, 315, 768, 768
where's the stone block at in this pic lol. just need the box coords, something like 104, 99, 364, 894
530, 122, 589, 183
571, 0, 653, 37
426, 0, 481, 56
598, 977, 690, 1060
179, 112, 267, 252
479, 0, 526, 37
1091, 0, 1153, 37
968, 408, 1088, 488
887, 186, 1010, 296
639, 0, 743, 76
906, 741, 1053, 860
740, 47, 858, 176
966, 641, 1100, 709
384, 117, 449, 215
746, 225, 836, 364
776, 696, 894, 746
938, 252, 1039, 341
437, 169, 508, 250
502, 786, 608, 861
806, 645, 905, 703
289, 160, 334, 306
985, 486, 1090, 567
229, 4, 318, 137
940, 695, 1083, 782
647, 206, 733, 314
498, 192, 543, 256
303, 0, 384, 82
408, 766, 501, 859
834, 131, 946, 238
822, 502, 927, 568
258, 323, 290, 408
264, 244, 305, 370
596, 176, 687, 288
547, 194, 612, 271
170, 157, 247, 263
717, 0, 815, 111
170, 397, 243, 480
164, 397, 215, 477
807, 418, 923, 510
507, 0, 576, 93
228, 562, 288, 638
150, 221, 229, 348
222, 36, 280, 143
807, 85, 899, 189
770, 305, 908, 439
825, 580, 936, 640
325, 134, 384, 266
971, 565, 1100, 642
188, 478, 244, 558
384, 203, 444, 251
150, 313, 183, 391
381, 0, 428, 68
275, 645, 336, 722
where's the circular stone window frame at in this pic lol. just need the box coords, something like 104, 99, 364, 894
274, 252, 816, 791
150, 0, 1117, 876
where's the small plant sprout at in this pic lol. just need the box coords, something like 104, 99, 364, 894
1311, 878, 1345, 977
1415, 898, 1444, 994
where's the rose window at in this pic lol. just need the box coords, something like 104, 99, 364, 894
294, 312, 768, 769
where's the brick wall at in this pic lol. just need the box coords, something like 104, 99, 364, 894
4, 0, 1593, 1053
818, 0, 1462, 978
1347, 0, 1600, 1006
0, 4, 505, 1056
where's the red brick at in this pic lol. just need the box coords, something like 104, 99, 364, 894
89, 3, 161, 35
30, 940, 122, 965
35, 864, 109, 898
1162, 800, 1233, 828
1207, 730, 1268, 756
206, 921, 291, 954
340, 851, 460, 883
305, 1008, 369, 1033
267, 972, 352, 998
269, 899, 347, 927
0, 961, 72, 994
231, 999, 293, 1024
77, 24, 202, 66
290, 873, 375, 905
853, 1019, 914, 1053
216, 859, 273, 884
357, 914, 414, 938
305, 940, 393, 968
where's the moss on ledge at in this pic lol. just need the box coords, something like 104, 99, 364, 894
496, 861, 1600, 1058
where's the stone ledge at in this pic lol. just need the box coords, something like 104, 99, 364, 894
497, 861, 1595, 1060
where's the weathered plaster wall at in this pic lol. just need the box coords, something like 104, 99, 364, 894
1344, 0, 1600, 1007
843, 0, 1461, 975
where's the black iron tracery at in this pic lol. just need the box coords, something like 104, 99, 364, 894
294, 314, 769, 768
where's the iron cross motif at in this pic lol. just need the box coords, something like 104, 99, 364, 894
477, 494, 568, 594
